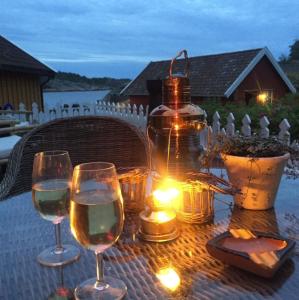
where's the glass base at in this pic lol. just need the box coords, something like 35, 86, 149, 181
75, 276, 127, 300
37, 244, 80, 267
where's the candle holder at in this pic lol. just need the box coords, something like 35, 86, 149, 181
139, 177, 180, 242
118, 167, 148, 213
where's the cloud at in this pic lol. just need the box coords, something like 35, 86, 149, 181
40, 53, 162, 64
1, 0, 298, 77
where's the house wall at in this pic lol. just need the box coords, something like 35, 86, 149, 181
129, 95, 149, 106
0, 70, 42, 110
233, 56, 290, 103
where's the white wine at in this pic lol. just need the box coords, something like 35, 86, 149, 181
32, 179, 71, 223
70, 190, 124, 252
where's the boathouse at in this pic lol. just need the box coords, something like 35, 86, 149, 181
0, 35, 55, 110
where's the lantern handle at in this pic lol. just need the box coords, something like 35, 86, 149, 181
169, 49, 189, 78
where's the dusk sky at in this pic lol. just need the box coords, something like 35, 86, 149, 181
1, 0, 298, 79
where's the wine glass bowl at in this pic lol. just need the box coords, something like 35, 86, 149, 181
32, 150, 80, 267
32, 178, 70, 224
70, 162, 127, 300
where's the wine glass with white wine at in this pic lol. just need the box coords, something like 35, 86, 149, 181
70, 162, 127, 300
32, 150, 80, 266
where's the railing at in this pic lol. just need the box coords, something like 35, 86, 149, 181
3, 102, 298, 148
31, 102, 149, 132
0, 103, 32, 123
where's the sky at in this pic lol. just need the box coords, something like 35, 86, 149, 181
1, 0, 299, 79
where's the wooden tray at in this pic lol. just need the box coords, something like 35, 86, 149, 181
206, 231, 296, 278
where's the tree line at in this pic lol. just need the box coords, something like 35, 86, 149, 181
279, 40, 299, 63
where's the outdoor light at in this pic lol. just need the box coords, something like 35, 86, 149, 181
257, 91, 268, 104
139, 177, 180, 242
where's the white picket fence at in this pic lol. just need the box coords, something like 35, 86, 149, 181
200, 111, 295, 148
2, 101, 297, 148
34, 102, 148, 131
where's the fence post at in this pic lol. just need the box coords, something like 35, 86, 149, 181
44, 105, 50, 122
279, 118, 291, 145
55, 103, 61, 119
241, 114, 251, 136
115, 103, 121, 117
207, 126, 213, 149
110, 102, 115, 116
140, 105, 145, 118
39, 111, 45, 123
220, 127, 226, 137
259, 116, 270, 138
212, 111, 221, 143
32, 102, 39, 123
226, 112, 235, 136
19, 102, 26, 122
127, 103, 132, 116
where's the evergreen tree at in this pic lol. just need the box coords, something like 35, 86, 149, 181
289, 40, 299, 61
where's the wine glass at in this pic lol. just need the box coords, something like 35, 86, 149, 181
32, 150, 80, 267
70, 162, 127, 300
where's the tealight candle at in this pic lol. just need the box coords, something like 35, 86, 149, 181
138, 178, 180, 242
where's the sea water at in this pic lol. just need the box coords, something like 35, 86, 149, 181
43, 90, 110, 107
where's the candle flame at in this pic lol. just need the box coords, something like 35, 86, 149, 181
153, 188, 179, 207
155, 211, 174, 223
153, 177, 180, 208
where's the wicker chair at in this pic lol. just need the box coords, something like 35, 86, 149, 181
0, 116, 149, 200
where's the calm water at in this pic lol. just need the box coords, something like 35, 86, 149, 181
43, 90, 110, 107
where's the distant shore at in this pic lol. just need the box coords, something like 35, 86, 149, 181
44, 71, 131, 94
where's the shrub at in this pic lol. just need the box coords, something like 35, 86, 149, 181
199, 93, 299, 140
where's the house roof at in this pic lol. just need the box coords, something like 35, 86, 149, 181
121, 48, 296, 97
0, 35, 56, 78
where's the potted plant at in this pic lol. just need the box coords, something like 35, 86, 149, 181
218, 135, 294, 210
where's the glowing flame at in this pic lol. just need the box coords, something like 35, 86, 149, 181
156, 267, 181, 291
154, 211, 174, 223
153, 180, 180, 208
153, 188, 179, 206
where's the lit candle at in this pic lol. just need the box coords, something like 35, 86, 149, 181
138, 177, 180, 242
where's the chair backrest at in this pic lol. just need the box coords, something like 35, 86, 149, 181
0, 116, 149, 199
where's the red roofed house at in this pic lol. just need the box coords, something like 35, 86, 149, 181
120, 48, 296, 109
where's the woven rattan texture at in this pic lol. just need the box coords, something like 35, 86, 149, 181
0, 116, 149, 200
0, 191, 298, 300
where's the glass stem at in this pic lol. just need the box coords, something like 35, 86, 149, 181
95, 252, 107, 290
54, 223, 64, 254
